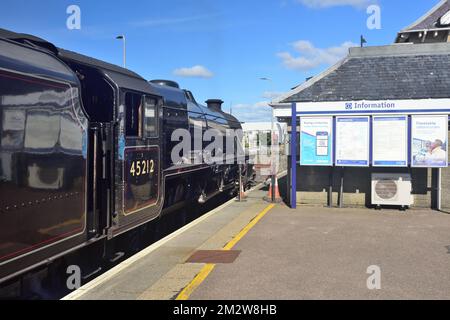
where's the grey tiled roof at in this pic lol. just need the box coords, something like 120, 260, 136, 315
280, 43, 450, 104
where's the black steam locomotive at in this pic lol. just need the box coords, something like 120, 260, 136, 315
0, 28, 252, 289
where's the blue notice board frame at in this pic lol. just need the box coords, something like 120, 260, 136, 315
299, 117, 334, 167
335, 116, 370, 167
411, 115, 449, 168
372, 116, 409, 167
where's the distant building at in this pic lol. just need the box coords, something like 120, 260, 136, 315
396, 0, 450, 44
241, 122, 287, 150
241, 122, 288, 177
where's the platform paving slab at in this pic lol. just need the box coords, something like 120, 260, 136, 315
189, 206, 450, 300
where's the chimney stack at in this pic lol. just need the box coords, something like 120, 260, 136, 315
206, 99, 224, 110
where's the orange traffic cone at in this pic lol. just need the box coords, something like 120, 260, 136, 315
273, 176, 282, 201
239, 181, 248, 201
263, 174, 282, 203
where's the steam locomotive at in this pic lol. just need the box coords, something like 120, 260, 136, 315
0, 28, 253, 289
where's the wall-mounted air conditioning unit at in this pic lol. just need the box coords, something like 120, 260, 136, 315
371, 173, 413, 207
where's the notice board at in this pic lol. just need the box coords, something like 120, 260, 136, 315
300, 117, 333, 166
335, 117, 370, 166
373, 116, 408, 167
411, 115, 448, 168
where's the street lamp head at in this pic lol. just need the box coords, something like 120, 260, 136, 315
116, 35, 126, 68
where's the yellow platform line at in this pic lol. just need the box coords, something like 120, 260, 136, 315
176, 203, 276, 300
176, 263, 216, 300
223, 204, 275, 251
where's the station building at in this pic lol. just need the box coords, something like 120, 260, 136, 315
271, 0, 450, 210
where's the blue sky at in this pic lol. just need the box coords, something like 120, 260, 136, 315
0, 0, 439, 122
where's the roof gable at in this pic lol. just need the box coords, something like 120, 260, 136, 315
400, 0, 450, 32
276, 43, 450, 104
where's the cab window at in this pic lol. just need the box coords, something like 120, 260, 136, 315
144, 96, 158, 137
125, 92, 142, 137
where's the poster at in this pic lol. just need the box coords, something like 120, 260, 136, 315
300, 117, 333, 166
335, 117, 370, 166
373, 116, 408, 167
411, 115, 448, 168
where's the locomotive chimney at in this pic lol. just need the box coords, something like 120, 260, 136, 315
206, 99, 224, 110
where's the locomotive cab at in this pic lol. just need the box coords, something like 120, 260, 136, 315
58, 50, 165, 238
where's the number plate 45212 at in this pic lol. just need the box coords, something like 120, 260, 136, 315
130, 159, 155, 177
123, 147, 160, 214
125, 148, 159, 180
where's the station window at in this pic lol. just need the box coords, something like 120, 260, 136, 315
144, 96, 158, 137
125, 92, 143, 137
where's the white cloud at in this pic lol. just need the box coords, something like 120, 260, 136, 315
297, 0, 376, 9
173, 65, 214, 78
277, 40, 356, 71
262, 91, 287, 100
233, 101, 272, 122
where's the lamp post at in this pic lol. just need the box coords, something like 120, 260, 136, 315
260, 77, 277, 202
260, 77, 274, 156
116, 35, 126, 68
260, 77, 274, 142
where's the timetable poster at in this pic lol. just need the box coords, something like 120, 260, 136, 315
373, 116, 408, 167
300, 117, 333, 166
412, 115, 448, 168
335, 117, 370, 166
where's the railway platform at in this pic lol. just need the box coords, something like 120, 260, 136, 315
63, 181, 450, 300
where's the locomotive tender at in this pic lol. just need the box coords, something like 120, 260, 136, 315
0, 28, 251, 286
